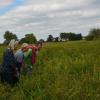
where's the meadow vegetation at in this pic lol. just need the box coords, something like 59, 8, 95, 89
0, 40, 100, 100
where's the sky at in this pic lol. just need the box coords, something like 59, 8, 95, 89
0, 0, 100, 43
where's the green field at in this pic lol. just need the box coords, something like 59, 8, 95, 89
0, 40, 100, 100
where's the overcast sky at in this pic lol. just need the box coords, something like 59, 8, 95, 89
0, 0, 100, 42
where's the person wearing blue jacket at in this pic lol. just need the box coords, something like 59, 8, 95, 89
0, 39, 19, 85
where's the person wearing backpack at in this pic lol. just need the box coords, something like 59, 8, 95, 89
0, 39, 19, 85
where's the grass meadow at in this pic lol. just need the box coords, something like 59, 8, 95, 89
0, 40, 100, 100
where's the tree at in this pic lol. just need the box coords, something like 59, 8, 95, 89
90, 28, 100, 38
75, 33, 82, 40
19, 38, 27, 44
69, 33, 82, 41
68, 33, 76, 41
60, 32, 82, 41
20, 33, 37, 44
3, 31, 18, 45
47, 35, 53, 42
86, 28, 100, 40
85, 35, 94, 41
60, 33, 69, 40
54, 37, 59, 42
39, 39, 45, 43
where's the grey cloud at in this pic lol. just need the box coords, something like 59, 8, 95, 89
0, 0, 100, 42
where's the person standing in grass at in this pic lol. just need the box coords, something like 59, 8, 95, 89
22, 42, 42, 75
14, 45, 25, 75
0, 39, 19, 86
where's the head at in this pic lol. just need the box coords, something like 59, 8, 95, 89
8, 39, 19, 50
21, 43, 29, 51
14, 41, 19, 50
35, 41, 42, 51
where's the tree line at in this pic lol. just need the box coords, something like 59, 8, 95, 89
3, 31, 37, 45
46, 28, 100, 42
2, 28, 100, 45
46, 33, 82, 42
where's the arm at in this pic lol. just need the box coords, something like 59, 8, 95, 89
24, 48, 32, 58
9, 49, 18, 73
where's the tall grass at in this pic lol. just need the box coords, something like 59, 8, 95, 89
0, 40, 100, 100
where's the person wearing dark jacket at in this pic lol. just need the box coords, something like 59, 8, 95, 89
0, 39, 19, 85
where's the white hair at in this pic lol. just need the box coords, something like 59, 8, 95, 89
8, 39, 19, 50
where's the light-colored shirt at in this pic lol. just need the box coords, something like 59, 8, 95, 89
15, 49, 24, 63
24, 48, 33, 68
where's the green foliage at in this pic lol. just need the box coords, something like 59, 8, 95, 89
20, 33, 37, 44
3, 31, 18, 45
54, 37, 59, 42
39, 39, 45, 43
0, 41, 100, 100
47, 35, 53, 42
86, 28, 100, 40
85, 35, 94, 41
60, 32, 68, 40
60, 32, 82, 41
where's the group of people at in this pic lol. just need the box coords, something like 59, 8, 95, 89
0, 39, 42, 86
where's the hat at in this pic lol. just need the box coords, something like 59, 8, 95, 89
21, 43, 28, 49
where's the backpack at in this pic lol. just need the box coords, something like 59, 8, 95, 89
0, 48, 19, 85
1, 48, 17, 74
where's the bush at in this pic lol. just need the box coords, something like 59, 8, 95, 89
85, 35, 94, 41
20, 33, 37, 44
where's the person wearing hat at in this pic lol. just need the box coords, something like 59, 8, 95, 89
22, 42, 42, 75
